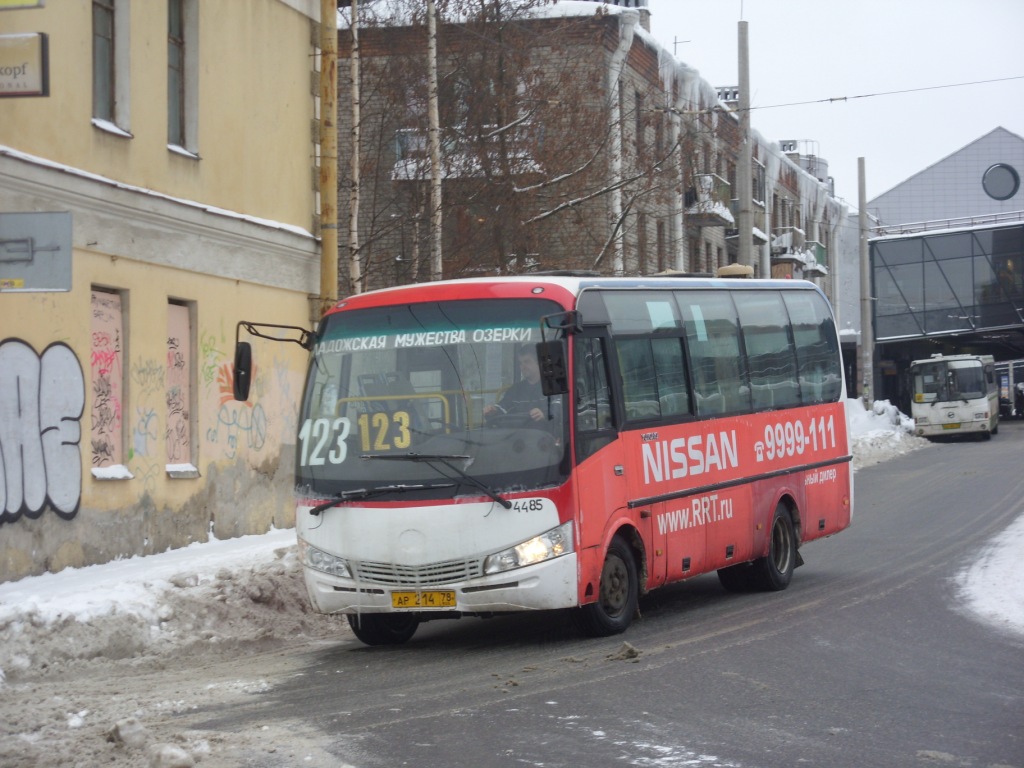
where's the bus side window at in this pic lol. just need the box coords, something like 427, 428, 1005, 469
617, 339, 659, 421
680, 291, 750, 417
614, 337, 691, 422
574, 336, 614, 461
652, 337, 690, 417
784, 291, 842, 404
737, 291, 800, 410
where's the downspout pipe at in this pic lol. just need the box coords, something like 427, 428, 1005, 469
608, 10, 639, 276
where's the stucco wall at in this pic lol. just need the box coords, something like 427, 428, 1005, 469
0, 0, 322, 581
0, 0, 317, 230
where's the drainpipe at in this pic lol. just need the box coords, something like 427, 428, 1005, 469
608, 10, 638, 276
668, 64, 686, 271
319, 0, 339, 313
348, 0, 362, 294
427, 0, 443, 281
737, 21, 753, 269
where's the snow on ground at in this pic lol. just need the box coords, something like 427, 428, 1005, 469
0, 399, 1019, 689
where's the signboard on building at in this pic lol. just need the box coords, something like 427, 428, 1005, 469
0, 32, 49, 97
0, 211, 72, 292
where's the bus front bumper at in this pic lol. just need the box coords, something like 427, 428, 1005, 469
300, 552, 579, 616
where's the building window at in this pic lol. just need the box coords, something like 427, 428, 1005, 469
90, 288, 129, 475
168, 0, 185, 146
635, 90, 645, 160
166, 301, 197, 474
92, 0, 130, 132
656, 220, 666, 272
637, 213, 648, 273
982, 163, 1020, 201
92, 0, 114, 122
167, 0, 198, 153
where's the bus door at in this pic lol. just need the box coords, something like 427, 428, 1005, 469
571, 334, 639, 592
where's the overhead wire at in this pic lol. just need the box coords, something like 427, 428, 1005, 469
742, 75, 1024, 113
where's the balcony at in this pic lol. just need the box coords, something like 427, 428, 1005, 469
770, 232, 828, 279
685, 174, 734, 227
804, 240, 828, 275
770, 226, 805, 255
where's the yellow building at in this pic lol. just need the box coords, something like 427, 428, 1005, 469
0, 0, 323, 580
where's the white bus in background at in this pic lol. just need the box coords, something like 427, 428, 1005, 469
909, 353, 999, 439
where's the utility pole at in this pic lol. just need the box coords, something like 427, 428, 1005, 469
858, 157, 874, 405
737, 21, 753, 270
427, 0, 443, 281
319, 0, 339, 314
348, 0, 362, 294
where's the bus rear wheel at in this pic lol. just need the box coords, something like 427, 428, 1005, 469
346, 613, 420, 645
575, 535, 638, 637
748, 503, 796, 591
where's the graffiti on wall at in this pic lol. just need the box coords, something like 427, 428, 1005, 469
166, 303, 192, 464
0, 339, 85, 524
91, 290, 124, 466
205, 361, 268, 460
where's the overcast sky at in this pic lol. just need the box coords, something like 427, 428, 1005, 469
643, 0, 1024, 205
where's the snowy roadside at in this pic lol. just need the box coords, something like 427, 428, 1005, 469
0, 399, 1020, 689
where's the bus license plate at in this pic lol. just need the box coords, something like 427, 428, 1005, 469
391, 591, 456, 609
942, 423, 961, 430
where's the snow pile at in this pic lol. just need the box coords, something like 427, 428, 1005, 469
846, 397, 926, 469
954, 512, 1024, 637
0, 529, 342, 685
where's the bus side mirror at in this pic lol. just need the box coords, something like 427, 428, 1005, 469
233, 341, 252, 401
537, 340, 569, 396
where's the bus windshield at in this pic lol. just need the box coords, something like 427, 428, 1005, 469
913, 359, 986, 403
297, 298, 568, 501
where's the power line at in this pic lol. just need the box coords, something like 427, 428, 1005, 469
748, 75, 1024, 112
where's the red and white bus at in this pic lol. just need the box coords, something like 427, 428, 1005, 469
234, 275, 852, 645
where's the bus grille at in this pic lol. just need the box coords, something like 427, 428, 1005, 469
352, 557, 483, 586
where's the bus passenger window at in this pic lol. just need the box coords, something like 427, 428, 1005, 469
652, 337, 690, 417
615, 337, 690, 422
617, 339, 660, 420
784, 292, 842, 404
680, 292, 750, 417
737, 292, 800, 410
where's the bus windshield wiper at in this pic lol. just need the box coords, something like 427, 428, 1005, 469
362, 453, 513, 509
308, 482, 455, 515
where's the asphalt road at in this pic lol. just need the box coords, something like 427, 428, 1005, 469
191, 421, 1024, 768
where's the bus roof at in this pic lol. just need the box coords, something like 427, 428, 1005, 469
328, 275, 828, 314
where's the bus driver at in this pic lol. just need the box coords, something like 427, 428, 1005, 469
484, 346, 553, 424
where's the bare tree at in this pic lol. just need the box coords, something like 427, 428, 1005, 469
340, 0, 685, 288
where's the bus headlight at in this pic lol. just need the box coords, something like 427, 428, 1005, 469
484, 522, 574, 575
298, 537, 352, 578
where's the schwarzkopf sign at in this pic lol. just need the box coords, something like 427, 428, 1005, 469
0, 33, 49, 98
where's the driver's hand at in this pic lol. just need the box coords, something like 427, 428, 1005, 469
528, 408, 544, 421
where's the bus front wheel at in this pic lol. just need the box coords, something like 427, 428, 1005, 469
575, 535, 638, 637
346, 613, 420, 645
